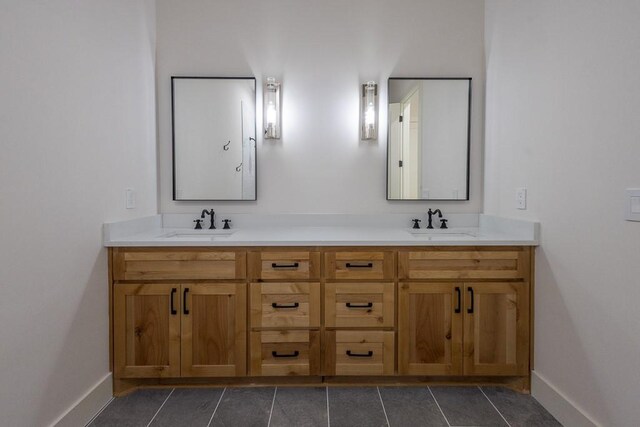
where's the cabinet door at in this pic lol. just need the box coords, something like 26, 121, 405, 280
463, 282, 529, 376
181, 283, 247, 377
398, 283, 463, 375
113, 284, 181, 378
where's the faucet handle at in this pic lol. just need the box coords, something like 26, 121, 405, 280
222, 219, 231, 230
411, 219, 421, 229
439, 219, 448, 229
193, 219, 203, 230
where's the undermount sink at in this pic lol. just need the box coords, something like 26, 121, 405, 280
156, 230, 235, 241
407, 229, 476, 241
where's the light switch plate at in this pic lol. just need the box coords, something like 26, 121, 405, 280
625, 189, 640, 221
516, 188, 527, 210
125, 188, 136, 209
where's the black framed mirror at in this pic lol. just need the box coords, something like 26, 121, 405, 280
172, 76, 257, 201
387, 77, 471, 201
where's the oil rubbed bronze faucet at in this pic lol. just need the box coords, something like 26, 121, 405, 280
426, 208, 443, 229
200, 209, 215, 229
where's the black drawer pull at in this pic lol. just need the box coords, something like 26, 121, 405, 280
455, 287, 461, 314
467, 287, 474, 314
271, 302, 299, 309
183, 288, 190, 315
346, 302, 373, 308
345, 262, 373, 268
346, 350, 373, 358
170, 288, 177, 315
272, 350, 299, 358
271, 262, 299, 269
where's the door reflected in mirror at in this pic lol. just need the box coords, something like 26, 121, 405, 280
172, 77, 256, 201
387, 78, 470, 201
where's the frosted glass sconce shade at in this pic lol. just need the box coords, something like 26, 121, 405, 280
264, 77, 281, 139
361, 81, 378, 140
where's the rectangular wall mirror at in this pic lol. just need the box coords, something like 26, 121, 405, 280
387, 78, 471, 201
172, 77, 256, 201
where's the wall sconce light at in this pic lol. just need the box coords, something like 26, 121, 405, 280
361, 81, 378, 140
264, 77, 281, 139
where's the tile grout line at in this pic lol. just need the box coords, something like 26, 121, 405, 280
84, 397, 114, 426
206, 387, 227, 427
146, 388, 174, 427
376, 387, 391, 427
427, 386, 452, 427
267, 386, 277, 427
326, 386, 330, 427
478, 386, 512, 427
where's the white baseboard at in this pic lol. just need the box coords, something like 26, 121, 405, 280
50, 373, 113, 427
531, 370, 600, 427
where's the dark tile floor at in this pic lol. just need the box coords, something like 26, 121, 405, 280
88, 386, 561, 427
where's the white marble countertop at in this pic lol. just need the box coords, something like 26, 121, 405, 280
103, 214, 539, 247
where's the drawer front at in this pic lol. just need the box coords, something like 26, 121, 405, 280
113, 249, 246, 281
250, 282, 321, 328
398, 248, 530, 280
250, 330, 320, 376
324, 331, 394, 376
249, 251, 320, 280
325, 283, 394, 328
325, 251, 395, 280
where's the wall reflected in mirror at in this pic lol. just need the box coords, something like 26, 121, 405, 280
172, 77, 256, 201
387, 78, 470, 201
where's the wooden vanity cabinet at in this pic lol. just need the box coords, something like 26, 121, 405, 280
397, 247, 532, 377
113, 282, 246, 379
110, 245, 533, 394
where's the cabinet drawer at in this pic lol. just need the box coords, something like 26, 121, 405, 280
324, 251, 394, 280
325, 282, 394, 328
250, 282, 321, 328
399, 248, 530, 280
113, 248, 246, 281
324, 331, 394, 376
250, 330, 320, 376
249, 251, 320, 280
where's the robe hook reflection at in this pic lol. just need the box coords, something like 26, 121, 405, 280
223, 141, 230, 151
235, 163, 242, 172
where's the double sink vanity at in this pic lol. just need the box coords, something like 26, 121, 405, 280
104, 214, 538, 395
104, 75, 537, 395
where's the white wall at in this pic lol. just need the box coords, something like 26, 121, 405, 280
484, 1, 640, 425
0, 1, 157, 425
156, 0, 485, 214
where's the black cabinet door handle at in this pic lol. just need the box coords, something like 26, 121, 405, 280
455, 287, 461, 314
271, 262, 299, 269
345, 262, 373, 268
346, 302, 373, 308
272, 350, 299, 358
170, 288, 177, 315
346, 350, 373, 357
467, 287, 474, 314
183, 288, 189, 315
271, 302, 299, 309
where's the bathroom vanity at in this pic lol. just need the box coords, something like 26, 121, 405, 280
105, 215, 537, 395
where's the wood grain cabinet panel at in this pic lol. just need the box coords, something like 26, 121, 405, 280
248, 251, 320, 280
114, 284, 181, 378
181, 283, 247, 377
325, 282, 395, 328
324, 330, 395, 376
463, 282, 529, 376
399, 248, 530, 280
398, 283, 463, 375
113, 248, 246, 280
250, 282, 321, 329
324, 251, 394, 280
250, 330, 320, 376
